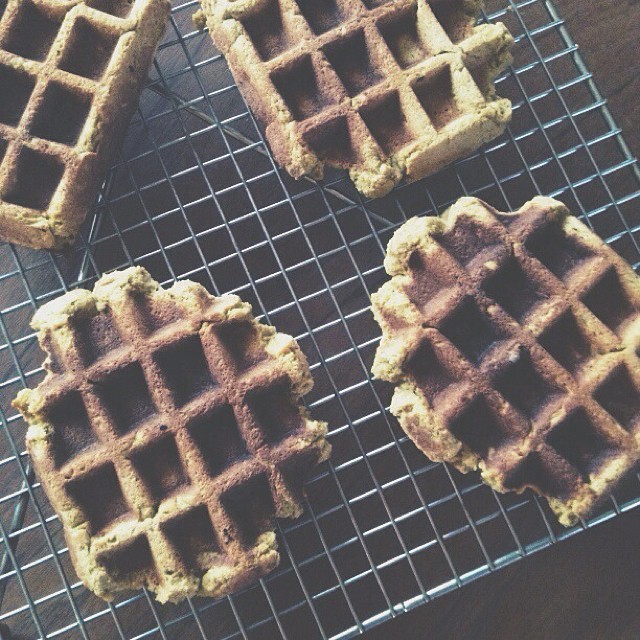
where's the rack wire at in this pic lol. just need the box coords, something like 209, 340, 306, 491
0, 0, 639, 638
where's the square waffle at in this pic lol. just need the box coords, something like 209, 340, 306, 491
14, 267, 330, 603
372, 197, 640, 526
0, 0, 169, 249
199, 0, 513, 199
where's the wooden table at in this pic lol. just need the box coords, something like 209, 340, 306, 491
367, 1, 640, 637
0, 2, 637, 639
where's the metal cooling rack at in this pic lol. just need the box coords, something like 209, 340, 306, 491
1, 0, 639, 638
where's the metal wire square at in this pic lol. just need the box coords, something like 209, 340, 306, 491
1, 0, 639, 638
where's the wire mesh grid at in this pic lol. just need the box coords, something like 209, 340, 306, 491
0, 0, 639, 638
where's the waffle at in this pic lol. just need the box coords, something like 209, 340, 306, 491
372, 197, 640, 526
0, 0, 169, 250
200, 0, 513, 199
14, 267, 330, 603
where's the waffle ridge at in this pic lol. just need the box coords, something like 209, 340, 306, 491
0, 0, 169, 249
372, 196, 640, 526
200, 0, 513, 199
14, 267, 330, 603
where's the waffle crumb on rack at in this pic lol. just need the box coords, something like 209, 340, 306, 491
372, 196, 640, 526
192, 7, 207, 30
14, 267, 330, 603
200, 0, 513, 199
0, 0, 170, 250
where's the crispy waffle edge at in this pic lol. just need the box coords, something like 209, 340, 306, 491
0, 1, 170, 250
371, 196, 640, 526
199, 0, 514, 199
13, 267, 330, 602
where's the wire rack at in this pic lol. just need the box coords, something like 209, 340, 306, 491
0, 0, 639, 638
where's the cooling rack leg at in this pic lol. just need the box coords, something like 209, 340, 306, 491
0, 465, 35, 609
76, 173, 115, 283
146, 83, 396, 230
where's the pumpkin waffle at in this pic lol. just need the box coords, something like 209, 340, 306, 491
0, 0, 169, 250
14, 267, 330, 603
372, 196, 640, 526
200, 0, 513, 199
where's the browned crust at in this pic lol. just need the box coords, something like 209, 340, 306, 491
372, 196, 640, 526
0, 0, 170, 249
200, 0, 513, 199
14, 267, 330, 602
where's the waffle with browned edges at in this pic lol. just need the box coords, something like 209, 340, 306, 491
0, 0, 169, 249
372, 197, 640, 526
200, 0, 512, 198
14, 267, 330, 602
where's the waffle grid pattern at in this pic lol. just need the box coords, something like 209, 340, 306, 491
203, 0, 512, 198
0, 0, 640, 638
0, 0, 168, 249
372, 197, 640, 526
16, 268, 328, 603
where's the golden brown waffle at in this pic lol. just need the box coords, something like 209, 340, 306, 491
372, 197, 640, 526
0, 0, 169, 250
200, 0, 513, 199
14, 267, 330, 603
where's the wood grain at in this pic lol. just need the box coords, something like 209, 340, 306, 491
0, 1, 636, 638
554, 0, 640, 159
367, 510, 640, 640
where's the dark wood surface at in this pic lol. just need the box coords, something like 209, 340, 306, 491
0, 2, 637, 639
554, 0, 640, 160
367, 510, 640, 640
368, 1, 640, 638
